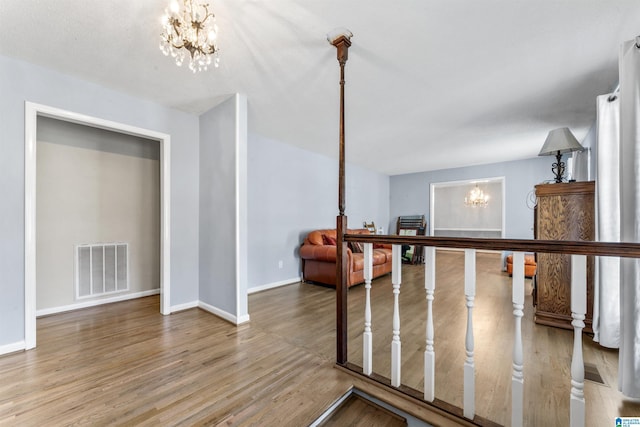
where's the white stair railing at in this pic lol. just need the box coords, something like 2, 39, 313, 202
570, 254, 587, 427
511, 252, 525, 427
424, 246, 436, 402
463, 248, 476, 420
391, 244, 402, 387
363, 242, 373, 376
352, 241, 591, 426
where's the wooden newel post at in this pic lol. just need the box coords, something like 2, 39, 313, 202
336, 215, 349, 364
331, 32, 351, 217
328, 29, 352, 365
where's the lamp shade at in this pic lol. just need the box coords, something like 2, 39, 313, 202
538, 127, 584, 156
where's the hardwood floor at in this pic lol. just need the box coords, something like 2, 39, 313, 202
0, 251, 637, 426
0, 295, 352, 426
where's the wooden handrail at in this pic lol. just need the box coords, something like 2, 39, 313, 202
344, 234, 640, 258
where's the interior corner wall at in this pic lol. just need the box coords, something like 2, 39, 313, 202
389, 156, 550, 239
575, 122, 596, 181
247, 133, 390, 292
199, 94, 248, 320
0, 54, 200, 349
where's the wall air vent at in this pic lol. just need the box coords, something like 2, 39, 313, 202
76, 243, 128, 299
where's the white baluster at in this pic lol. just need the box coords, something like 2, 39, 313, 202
424, 246, 436, 402
511, 252, 525, 427
391, 244, 402, 387
363, 242, 373, 376
463, 249, 476, 420
570, 255, 587, 427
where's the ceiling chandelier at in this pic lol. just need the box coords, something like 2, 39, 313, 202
160, 0, 220, 73
465, 184, 489, 208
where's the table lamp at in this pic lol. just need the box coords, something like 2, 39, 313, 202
538, 127, 584, 183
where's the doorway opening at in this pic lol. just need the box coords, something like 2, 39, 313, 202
24, 102, 171, 350
429, 177, 505, 239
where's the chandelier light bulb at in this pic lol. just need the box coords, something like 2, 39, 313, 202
159, 0, 220, 72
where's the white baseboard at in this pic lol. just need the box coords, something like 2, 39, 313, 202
198, 301, 250, 325
0, 340, 26, 356
236, 313, 250, 324
36, 289, 160, 317
170, 300, 199, 313
173, 300, 250, 324
248, 277, 301, 294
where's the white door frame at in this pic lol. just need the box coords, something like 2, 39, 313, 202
24, 102, 171, 349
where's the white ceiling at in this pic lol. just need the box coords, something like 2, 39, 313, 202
1, 1, 638, 175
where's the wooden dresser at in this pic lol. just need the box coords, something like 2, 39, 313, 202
534, 181, 595, 332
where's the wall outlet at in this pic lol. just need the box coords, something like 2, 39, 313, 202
278, 260, 283, 269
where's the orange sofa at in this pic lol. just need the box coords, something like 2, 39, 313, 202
299, 229, 392, 287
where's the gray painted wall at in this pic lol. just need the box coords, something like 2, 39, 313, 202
199, 95, 249, 318
0, 55, 200, 347
36, 118, 160, 310
390, 157, 551, 239
247, 133, 390, 291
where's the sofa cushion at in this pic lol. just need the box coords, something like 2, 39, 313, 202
307, 229, 336, 245
351, 249, 391, 272
322, 234, 337, 246
372, 250, 388, 265
306, 229, 370, 246
374, 248, 392, 263
349, 241, 364, 253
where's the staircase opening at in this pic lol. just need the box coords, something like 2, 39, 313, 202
311, 388, 433, 427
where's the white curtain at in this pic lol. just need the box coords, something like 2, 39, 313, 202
618, 38, 640, 398
593, 94, 620, 349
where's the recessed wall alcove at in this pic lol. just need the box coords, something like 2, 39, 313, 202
24, 102, 172, 349
430, 177, 505, 239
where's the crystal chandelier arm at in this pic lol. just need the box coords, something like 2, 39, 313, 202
163, 17, 186, 49
200, 4, 214, 24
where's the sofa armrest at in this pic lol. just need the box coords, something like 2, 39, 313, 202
300, 245, 338, 262
299, 244, 354, 263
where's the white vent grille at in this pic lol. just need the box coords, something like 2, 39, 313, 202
76, 243, 128, 299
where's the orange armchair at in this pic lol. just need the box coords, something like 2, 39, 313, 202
506, 253, 537, 278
